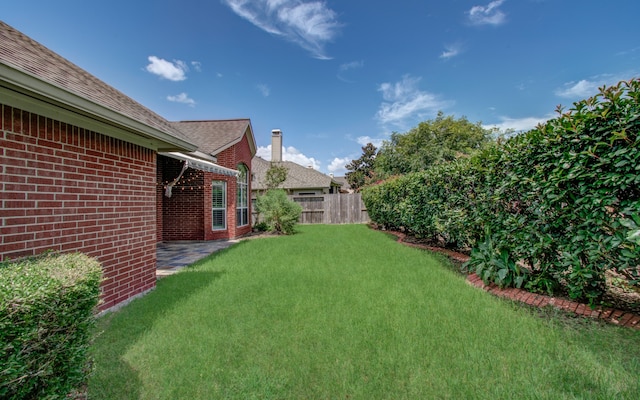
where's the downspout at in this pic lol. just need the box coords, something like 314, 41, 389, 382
164, 160, 189, 198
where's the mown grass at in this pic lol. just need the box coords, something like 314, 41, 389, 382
88, 224, 640, 399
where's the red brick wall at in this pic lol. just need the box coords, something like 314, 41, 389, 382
156, 163, 164, 243
0, 105, 157, 311
158, 156, 205, 240
209, 133, 254, 238
158, 132, 255, 242
203, 172, 238, 241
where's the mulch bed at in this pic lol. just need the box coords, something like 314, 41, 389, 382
379, 227, 640, 330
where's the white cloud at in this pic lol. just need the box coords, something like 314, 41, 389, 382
440, 43, 462, 59
554, 79, 599, 99
376, 75, 453, 128
257, 83, 271, 97
468, 0, 507, 26
339, 60, 364, 72
145, 56, 188, 81
356, 135, 385, 149
167, 92, 196, 107
552, 74, 634, 99
191, 61, 202, 72
256, 145, 271, 159
327, 157, 351, 175
338, 60, 364, 82
554, 73, 640, 100
616, 46, 640, 57
222, 0, 340, 59
485, 114, 553, 133
256, 144, 321, 170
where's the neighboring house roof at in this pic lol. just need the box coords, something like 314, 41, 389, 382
170, 119, 257, 157
252, 156, 341, 191
332, 176, 352, 192
0, 21, 195, 152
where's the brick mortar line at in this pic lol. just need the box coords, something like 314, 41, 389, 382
382, 228, 640, 330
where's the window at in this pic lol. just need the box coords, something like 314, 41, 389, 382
236, 164, 249, 227
212, 181, 226, 230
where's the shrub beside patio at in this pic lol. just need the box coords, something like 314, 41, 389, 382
89, 225, 640, 399
1, 252, 102, 399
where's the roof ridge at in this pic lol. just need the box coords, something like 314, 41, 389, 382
173, 118, 250, 123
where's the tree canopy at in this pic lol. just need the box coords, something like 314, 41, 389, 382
374, 112, 494, 178
345, 143, 377, 192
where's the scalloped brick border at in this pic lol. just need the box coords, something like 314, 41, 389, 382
384, 229, 640, 329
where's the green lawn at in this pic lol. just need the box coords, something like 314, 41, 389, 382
88, 225, 640, 399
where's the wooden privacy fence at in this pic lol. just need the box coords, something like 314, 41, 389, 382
252, 193, 369, 225
290, 193, 369, 224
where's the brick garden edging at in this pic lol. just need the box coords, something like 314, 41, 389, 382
384, 229, 640, 330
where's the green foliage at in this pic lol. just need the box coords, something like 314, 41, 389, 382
345, 142, 377, 192
265, 163, 288, 189
374, 111, 494, 178
463, 236, 528, 288
0, 252, 102, 399
363, 148, 492, 249
364, 79, 640, 306
254, 189, 303, 235
361, 175, 410, 232
620, 214, 640, 246
253, 221, 270, 232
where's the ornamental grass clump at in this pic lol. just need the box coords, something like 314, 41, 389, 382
0, 252, 102, 399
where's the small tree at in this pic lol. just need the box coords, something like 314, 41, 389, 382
345, 142, 377, 192
254, 164, 289, 230
254, 189, 302, 235
265, 164, 288, 189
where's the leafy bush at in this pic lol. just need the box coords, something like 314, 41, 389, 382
0, 252, 102, 399
364, 79, 639, 306
253, 221, 270, 232
362, 150, 491, 249
476, 79, 639, 304
463, 236, 528, 288
254, 189, 303, 235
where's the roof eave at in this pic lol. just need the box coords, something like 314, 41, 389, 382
0, 63, 197, 152
209, 122, 257, 157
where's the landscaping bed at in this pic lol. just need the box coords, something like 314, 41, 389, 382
380, 225, 640, 325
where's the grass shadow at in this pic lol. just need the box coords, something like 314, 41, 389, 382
88, 269, 226, 399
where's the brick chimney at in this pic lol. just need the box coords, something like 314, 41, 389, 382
271, 129, 282, 162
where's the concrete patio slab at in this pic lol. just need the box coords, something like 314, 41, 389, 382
156, 240, 239, 278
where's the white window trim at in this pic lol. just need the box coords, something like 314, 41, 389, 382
212, 180, 227, 231
237, 164, 249, 227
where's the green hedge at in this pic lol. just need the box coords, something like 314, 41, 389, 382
0, 252, 102, 399
363, 157, 488, 249
363, 79, 640, 306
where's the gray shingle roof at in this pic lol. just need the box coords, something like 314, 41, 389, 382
170, 119, 255, 156
252, 156, 340, 191
0, 21, 191, 146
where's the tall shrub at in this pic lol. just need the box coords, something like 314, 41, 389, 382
0, 252, 102, 399
254, 189, 303, 235
364, 79, 639, 306
479, 79, 640, 303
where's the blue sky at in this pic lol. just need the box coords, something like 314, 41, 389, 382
4, 1, 639, 175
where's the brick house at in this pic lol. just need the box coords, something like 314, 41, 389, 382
0, 22, 255, 311
158, 119, 256, 241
